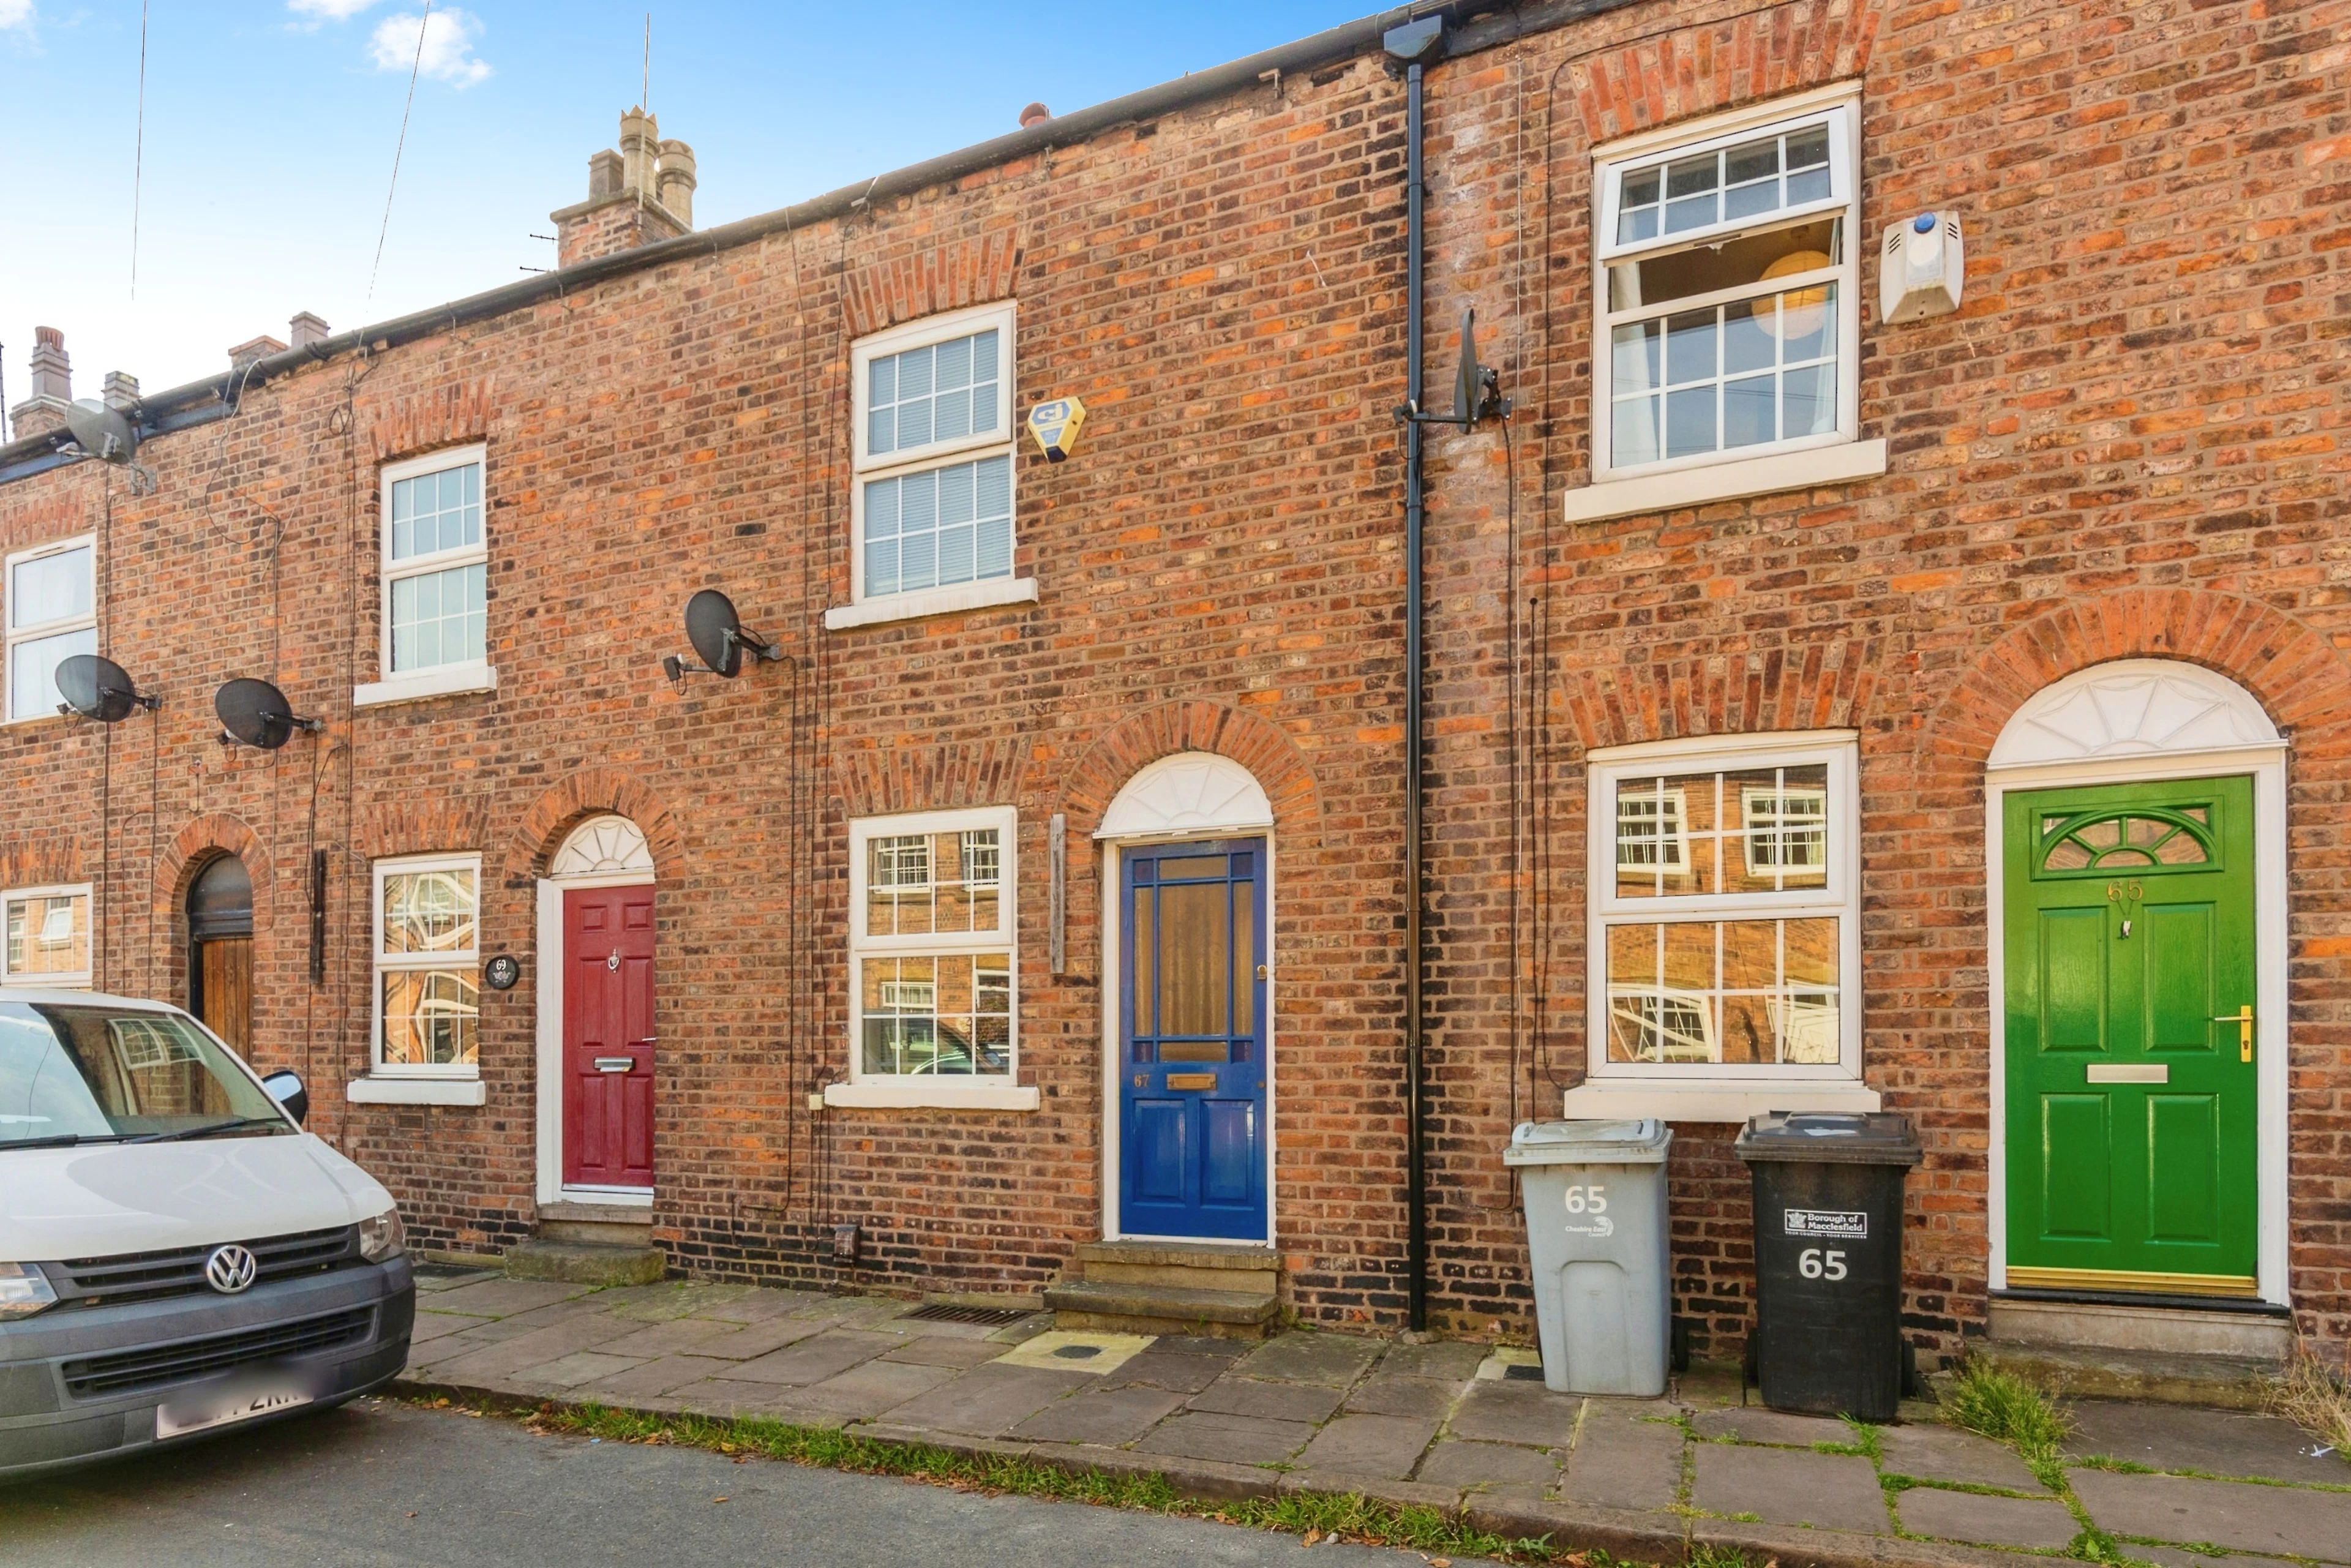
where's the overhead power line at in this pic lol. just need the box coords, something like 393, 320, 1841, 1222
368, 1, 433, 303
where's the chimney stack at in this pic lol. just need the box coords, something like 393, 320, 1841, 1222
101, 372, 140, 413
228, 335, 288, 370
552, 109, 697, 267
289, 312, 331, 351
9, 326, 73, 440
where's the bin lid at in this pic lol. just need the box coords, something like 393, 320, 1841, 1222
1734, 1111, 1921, 1166
1502, 1118, 1671, 1166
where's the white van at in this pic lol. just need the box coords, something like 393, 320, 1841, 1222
0, 991, 414, 1479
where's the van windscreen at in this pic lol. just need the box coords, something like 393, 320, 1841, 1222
0, 1003, 287, 1147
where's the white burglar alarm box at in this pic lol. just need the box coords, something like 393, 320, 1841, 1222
1879, 212, 1965, 323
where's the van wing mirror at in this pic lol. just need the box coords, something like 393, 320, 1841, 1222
261, 1070, 309, 1127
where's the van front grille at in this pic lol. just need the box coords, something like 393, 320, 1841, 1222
46, 1226, 359, 1308
61, 1306, 376, 1398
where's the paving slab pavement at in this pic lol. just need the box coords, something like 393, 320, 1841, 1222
1877, 1423, 2051, 1490
2064, 1397, 2351, 1484
1691, 1443, 1891, 1532
394, 1269, 2351, 1568
2066, 1466, 2351, 1563
1894, 1486, 2081, 1548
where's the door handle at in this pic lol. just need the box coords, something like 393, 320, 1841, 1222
2213, 1005, 2253, 1063
592, 1057, 634, 1073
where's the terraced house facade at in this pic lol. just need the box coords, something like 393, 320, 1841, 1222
2, 0, 2347, 1371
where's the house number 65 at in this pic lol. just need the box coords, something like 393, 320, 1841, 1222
1564, 1185, 1608, 1215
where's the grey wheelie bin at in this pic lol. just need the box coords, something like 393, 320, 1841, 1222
1503, 1118, 1674, 1396
1734, 1110, 1921, 1421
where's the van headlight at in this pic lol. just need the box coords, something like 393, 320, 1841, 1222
358, 1207, 407, 1263
0, 1261, 59, 1319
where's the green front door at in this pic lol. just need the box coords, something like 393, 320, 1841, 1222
2003, 776, 2259, 1297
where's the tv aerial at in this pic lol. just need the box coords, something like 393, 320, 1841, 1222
214, 678, 323, 750
1398, 307, 1510, 429
64, 399, 159, 495
55, 655, 161, 723
662, 590, 787, 685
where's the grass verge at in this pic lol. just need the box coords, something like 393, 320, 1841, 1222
400, 1391, 1625, 1565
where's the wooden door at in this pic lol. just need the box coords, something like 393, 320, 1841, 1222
1119, 839, 1268, 1240
562, 884, 656, 1190
195, 938, 253, 1055
2003, 776, 2258, 1296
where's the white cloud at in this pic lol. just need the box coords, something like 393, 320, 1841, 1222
0, 1, 36, 34
287, 0, 379, 20
368, 8, 490, 88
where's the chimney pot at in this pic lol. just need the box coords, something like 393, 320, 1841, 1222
10, 326, 73, 438
1019, 102, 1051, 129
289, 312, 330, 350
588, 148, 624, 200
619, 106, 658, 195
657, 138, 697, 229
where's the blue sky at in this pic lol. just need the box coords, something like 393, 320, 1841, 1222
0, 1, 1371, 414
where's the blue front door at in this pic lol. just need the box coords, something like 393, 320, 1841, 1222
1119, 839, 1269, 1240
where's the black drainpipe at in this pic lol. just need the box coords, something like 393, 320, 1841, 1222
1386, 12, 1444, 1335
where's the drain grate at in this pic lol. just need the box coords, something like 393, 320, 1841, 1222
1502, 1362, 1548, 1381
901, 1302, 1033, 1327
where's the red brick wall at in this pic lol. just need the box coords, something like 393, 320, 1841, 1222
2, 0, 2345, 1362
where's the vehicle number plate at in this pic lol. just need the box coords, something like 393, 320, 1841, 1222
155, 1372, 317, 1439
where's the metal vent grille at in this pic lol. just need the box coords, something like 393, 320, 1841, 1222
900, 1303, 1032, 1327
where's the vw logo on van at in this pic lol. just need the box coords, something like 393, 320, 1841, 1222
204, 1244, 258, 1295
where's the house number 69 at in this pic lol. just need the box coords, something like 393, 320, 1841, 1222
1564, 1185, 1608, 1215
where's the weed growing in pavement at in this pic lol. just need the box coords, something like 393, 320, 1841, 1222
1943, 1360, 2073, 1464
410, 1393, 1593, 1564
1682, 1546, 1757, 1568
2266, 1344, 2351, 1465
1839, 1417, 1884, 1463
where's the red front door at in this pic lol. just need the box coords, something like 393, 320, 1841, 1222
563, 884, 656, 1189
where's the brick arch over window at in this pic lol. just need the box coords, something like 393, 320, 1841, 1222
359, 799, 490, 862
506, 768, 686, 882
1558, 637, 1887, 751
1925, 589, 2351, 779
1564, 0, 1885, 143
1060, 701, 1321, 849
842, 231, 1022, 340
0, 837, 84, 892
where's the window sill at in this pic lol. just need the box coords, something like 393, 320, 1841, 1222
347, 1076, 486, 1107
823, 1081, 1041, 1112
824, 577, 1038, 632
1554, 1080, 1880, 1125
354, 664, 499, 710
1564, 439, 1888, 523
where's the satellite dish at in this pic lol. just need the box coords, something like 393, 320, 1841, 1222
66, 399, 140, 463
55, 654, 158, 723
681, 589, 781, 680
1398, 307, 1510, 431
214, 678, 321, 751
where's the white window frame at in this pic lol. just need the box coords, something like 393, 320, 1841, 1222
1587, 86, 1867, 494
1583, 730, 1864, 1095
0, 882, 94, 989
830, 806, 1035, 1110
5, 535, 96, 726
361, 445, 497, 709
840, 302, 1031, 625
369, 853, 482, 1081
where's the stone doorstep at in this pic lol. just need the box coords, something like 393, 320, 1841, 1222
1973, 1343, 2279, 1412
1043, 1281, 1280, 1336
1989, 1297, 2293, 1362
1071, 1240, 1281, 1295
501, 1238, 666, 1287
